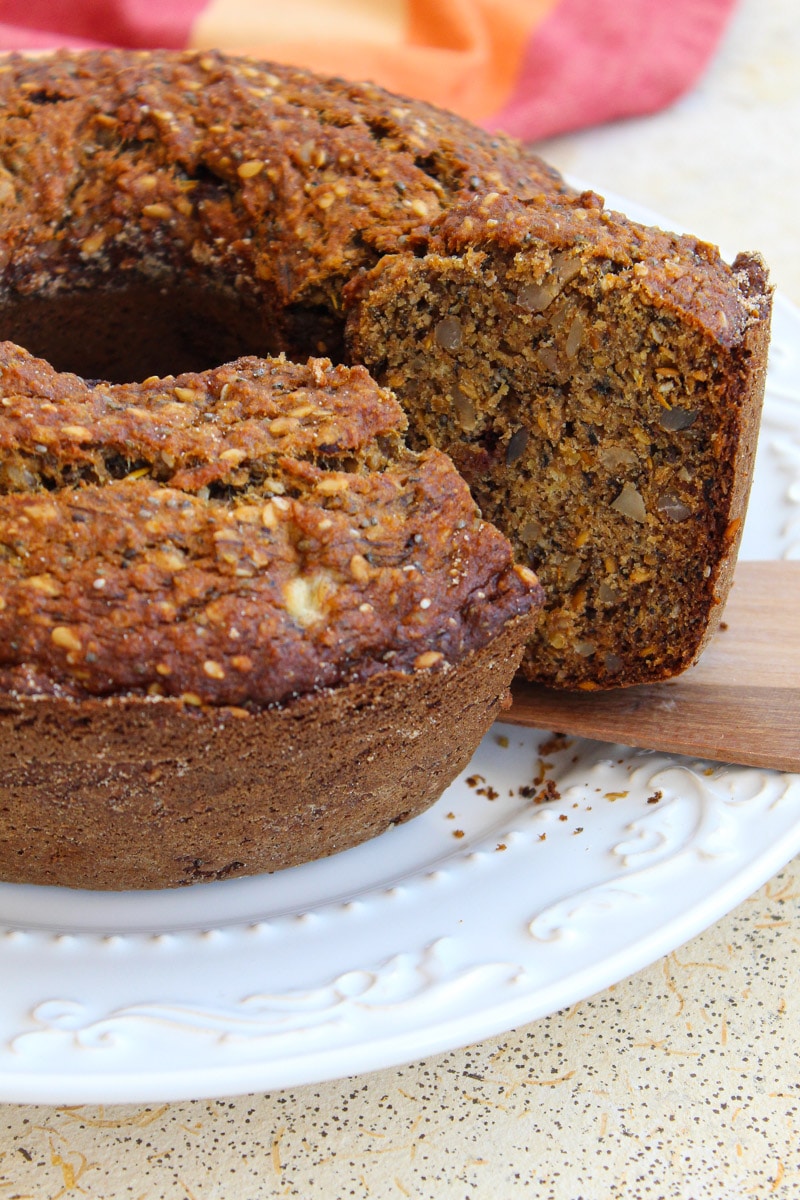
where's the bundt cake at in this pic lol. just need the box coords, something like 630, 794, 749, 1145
0, 48, 772, 887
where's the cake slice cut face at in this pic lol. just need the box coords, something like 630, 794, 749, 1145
346, 191, 772, 688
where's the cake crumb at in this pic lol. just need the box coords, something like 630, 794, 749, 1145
521, 778, 561, 805
539, 732, 571, 756
476, 785, 499, 800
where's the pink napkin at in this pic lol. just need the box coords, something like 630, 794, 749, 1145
0, 0, 738, 140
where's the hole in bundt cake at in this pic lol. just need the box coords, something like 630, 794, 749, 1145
0, 281, 278, 384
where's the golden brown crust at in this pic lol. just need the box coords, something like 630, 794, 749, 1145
0, 344, 540, 706
0, 48, 569, 360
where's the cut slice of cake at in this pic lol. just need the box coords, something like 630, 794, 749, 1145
346, 190, 772, 689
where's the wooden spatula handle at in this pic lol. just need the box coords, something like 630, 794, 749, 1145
502, 561, 800, 773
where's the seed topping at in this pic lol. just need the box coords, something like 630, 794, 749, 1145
51, 626, 82, 653
414, 651, 444, 670
237, 159, 265, 179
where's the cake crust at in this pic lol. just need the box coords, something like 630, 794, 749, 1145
0, 615, 530, 891
0, 345, 536, 706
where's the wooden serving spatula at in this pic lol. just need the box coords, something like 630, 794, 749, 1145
503, 561, 800, 773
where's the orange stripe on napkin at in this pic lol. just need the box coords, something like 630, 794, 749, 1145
0, 0, 739, 142
189, 0, 555, 123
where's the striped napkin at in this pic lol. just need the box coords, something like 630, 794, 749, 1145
0, 0, 737, 139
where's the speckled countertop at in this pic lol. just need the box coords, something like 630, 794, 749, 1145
2, 1, 800, 1196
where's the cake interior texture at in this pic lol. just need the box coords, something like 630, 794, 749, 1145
347, 192, 771, 687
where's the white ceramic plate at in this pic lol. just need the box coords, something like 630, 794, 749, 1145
2, 196, 800, 1105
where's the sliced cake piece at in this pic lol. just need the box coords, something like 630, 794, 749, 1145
346, 190, 771, 688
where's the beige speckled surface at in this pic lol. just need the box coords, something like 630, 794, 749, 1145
2, 1, 800, 1195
